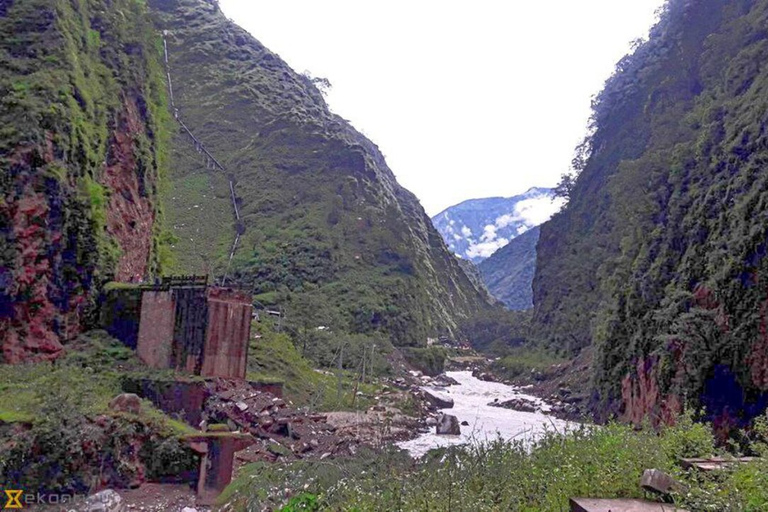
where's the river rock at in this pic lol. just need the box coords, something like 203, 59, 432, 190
423, 389, 454, 409
433, 374, 460, 387
436, 413, 461, 435
490, 397, 537, 413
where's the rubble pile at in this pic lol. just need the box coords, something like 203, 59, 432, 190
203, 379, 360, 462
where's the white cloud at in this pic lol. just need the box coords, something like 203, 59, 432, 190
452, 234, 462, 241
495, 213, 516, 229
465, 237, 510, 259
512, 196, 567, 226
461, 226, 472, 237
480, 224, 497, 242
517, 225, 530, 235
491, 194, 566, 234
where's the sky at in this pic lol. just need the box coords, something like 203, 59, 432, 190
218, 0, 667, 216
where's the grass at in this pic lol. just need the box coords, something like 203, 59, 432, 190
221, 414, 768, 511
248, 320, 388, 412
159, 145, 233, 276
0, 331, 200, 493
0, 331, 196, 435
490, 345, 567, 382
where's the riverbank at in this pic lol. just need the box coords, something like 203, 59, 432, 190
218, 412, 768, 511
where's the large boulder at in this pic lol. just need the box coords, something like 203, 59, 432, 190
436, 414, 461, 435
423, 389, 454, 409
108, 394, 141, 415
433, 374, 460, 387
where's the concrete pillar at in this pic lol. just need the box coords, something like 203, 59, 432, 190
183, 429, 255, 506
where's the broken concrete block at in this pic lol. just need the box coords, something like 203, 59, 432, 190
570, 498, 688, 512
640, 468, 682, 495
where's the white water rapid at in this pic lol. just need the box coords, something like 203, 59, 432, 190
398, 370, 572, 457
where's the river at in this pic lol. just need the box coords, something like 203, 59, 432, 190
398, 370, 572, 457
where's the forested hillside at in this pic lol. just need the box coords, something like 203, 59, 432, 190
0, 0, 495, 363
150, 0, 494, 346
532, 0, 768, 423
479, 226, 540, 310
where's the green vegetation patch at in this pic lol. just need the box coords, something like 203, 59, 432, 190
0, 331, 197, 494
222, 414, 768, 512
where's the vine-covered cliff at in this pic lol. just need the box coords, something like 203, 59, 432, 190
0, 0, 172, 362
532, 0, 768, 423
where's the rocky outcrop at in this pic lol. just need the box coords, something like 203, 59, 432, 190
102, 97, 158, 283
621, 358, 682, 427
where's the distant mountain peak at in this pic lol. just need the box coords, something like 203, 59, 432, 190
431, 188, 564, 263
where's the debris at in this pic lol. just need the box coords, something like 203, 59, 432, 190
569, 497, 688, 511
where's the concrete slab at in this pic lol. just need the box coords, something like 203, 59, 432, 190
570, 498, 689, 512
640, 469, 683, 495
679, 457, 758, 472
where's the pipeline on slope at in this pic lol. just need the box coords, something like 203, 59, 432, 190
162, 30, 242, 283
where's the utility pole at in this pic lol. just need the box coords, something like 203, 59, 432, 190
361, 346, 366, 386
336, 342, 344, 402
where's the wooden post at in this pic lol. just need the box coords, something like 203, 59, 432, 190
336, 342, 343, 402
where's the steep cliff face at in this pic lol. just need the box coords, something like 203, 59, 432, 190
150, 0, 494, 345
0, 0, 171, 362
532, 0, 768, 424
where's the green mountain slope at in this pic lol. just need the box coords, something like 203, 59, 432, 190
149, 0, 494, 346
479, 226, 540, 310
0, 0, 172, 362
532, 0, 768, 422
